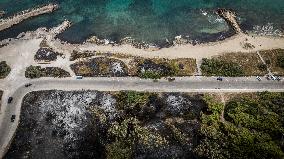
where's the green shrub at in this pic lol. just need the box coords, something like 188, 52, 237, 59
140, 70, 162, 79
0, 61, 11, 79
195, 93, 284, 159
25, 65, 70, 79
106, 141, 132, 159
201, 58, 244, 77
257, 63, 267, 71
25, 66, 42, 79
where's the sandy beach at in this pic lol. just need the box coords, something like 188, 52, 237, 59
46, 32, 284, 61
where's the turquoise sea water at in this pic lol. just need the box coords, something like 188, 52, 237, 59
0, 0, 284, 45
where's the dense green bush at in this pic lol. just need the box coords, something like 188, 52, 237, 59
257, 63, 267, 71
25, 65, 70, 79
201, 58, 244, 77
140, 70, 163, 79
0, 61, 11, 79
137, 59, 178, 79
195, 92, 284, 159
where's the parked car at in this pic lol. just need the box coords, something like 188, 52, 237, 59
276, 76, 281, 81
8, 97, 13, 104
25, 83, 32, 87
256, 76, 262, 81
217, 77, 223, 81
11, 115, 16, 122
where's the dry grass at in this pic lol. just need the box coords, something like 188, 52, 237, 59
77, 64, 93, 76
128, 57, 196, 76
170, 58, 197, 76
259, 49, 284, 75
214, 52, 267, 76
223, 93, 259, 103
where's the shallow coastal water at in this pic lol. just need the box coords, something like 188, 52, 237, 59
0, 0, 283, 44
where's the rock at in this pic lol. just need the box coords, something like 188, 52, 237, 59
0, 11, 5, 17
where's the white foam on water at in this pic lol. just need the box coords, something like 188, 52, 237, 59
252, 23, 283, 36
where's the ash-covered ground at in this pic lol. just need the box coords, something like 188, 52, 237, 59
5, 91, 207, 159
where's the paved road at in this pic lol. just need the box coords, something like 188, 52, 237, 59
0, 76, 283, 158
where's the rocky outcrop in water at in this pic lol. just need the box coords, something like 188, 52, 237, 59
0, 11, 5, 17
217, 8, 242, 34
0, 3, 58, 31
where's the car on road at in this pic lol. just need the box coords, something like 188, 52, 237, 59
76, 76, 83, 80
271, 75, 277, 81
168, 77, 175, 82
256, 76, 262, 81
25, 83, 32, 87
217, 77, 223, 81
276, 76, 281, 81
11, 115, 16, 122
8, 97, 13, 104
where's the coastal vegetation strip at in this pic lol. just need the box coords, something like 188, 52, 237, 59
0, 3, 58, 31
6, 91, 284, 158
0, 61, 11, 79
201, 52, 267, 77
260, 49, 284, 75
129, 57, 197, 79
70, 57, 196, 79
25, 65, 70, 79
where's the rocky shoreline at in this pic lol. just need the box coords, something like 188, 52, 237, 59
84, 8, 241, 50
0, 11, 5, 17
0, 3, 58, 31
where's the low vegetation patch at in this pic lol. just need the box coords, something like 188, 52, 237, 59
201, 53, 267, 76
196, 92, 284, 159
25, 66, 70, 79
34, 48, 63, 62
0, 61, 11, 79
70, 50, 96, 61
129, 58, 196, 79
70, 57, 128, 77
201, 58, 244, 77
260, 49, 284, 75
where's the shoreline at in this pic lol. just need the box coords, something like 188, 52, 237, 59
0, 3, 58, 31
1, 22, 284, 61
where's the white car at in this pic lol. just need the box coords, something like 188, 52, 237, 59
256, 76, 261, 81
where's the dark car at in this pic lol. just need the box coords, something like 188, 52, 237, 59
168, 77, 176, 82
25, 83, 32, 87
217, 77, 223, 81
8, 97, 13, 104
11, 115, 16, 122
